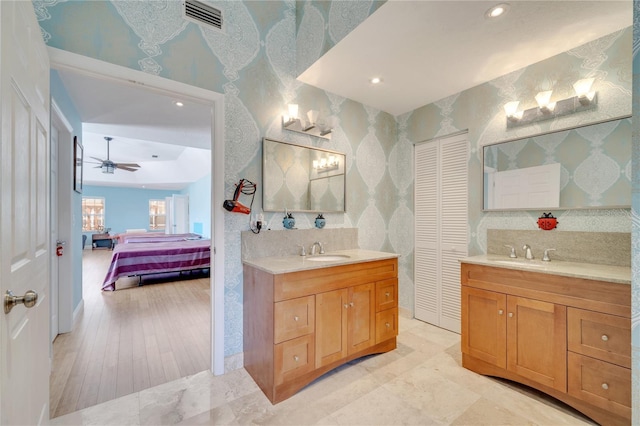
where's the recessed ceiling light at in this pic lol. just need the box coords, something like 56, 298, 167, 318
174, 101, 184, 107
370, 77, 382, 85
486, 3, 509, 19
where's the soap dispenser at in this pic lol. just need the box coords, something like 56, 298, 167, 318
282, 209, 295, 229
315, 213, 326, 229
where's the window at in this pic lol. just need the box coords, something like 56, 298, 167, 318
82, 197, 105, 232
149, 199, 167, 230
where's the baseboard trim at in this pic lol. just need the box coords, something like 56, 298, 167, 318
72, 299, 84, 324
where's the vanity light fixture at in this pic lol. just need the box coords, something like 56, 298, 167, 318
282, 103, 334, 140
504, 78, 599, 128
313, 155, 339, 171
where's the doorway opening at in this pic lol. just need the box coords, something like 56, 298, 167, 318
48, 48, 225, 417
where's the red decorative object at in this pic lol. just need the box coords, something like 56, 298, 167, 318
538, 212, 558, 231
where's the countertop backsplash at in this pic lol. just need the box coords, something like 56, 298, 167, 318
241, 228, 358, 261
487, 229, 630, 267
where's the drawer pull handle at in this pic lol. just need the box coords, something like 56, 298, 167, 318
385, 322, 391, 328
601, 334, 609, 342
349, 302, 354, 307
293, 355, 299, 362
385, 292, 390, 297
508, 312, 513, 318
498, 310, 504, 315
294, 316, 299, 322
602, 383, 609, 390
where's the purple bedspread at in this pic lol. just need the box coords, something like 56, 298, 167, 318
117, 233, 202, 244
102, 239, 211, 291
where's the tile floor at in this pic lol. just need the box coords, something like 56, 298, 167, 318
51, 317, 594, 425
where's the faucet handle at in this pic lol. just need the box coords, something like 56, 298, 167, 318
542, 248, 556, 262
504, 245, 517, 258
298, 244, 306, 256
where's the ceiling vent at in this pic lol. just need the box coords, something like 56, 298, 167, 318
184, 0, 223, 30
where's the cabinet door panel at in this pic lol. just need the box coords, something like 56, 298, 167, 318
375, 278, 397, 312
274, 295, 315, 344
275, 334, 315, 386
348, 283, 376, 354
316, 289, 348, 368
461, 287, 506, 368
376, 307, 398, 344
507, 296, 567, 392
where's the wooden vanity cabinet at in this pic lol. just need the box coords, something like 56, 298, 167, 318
461, 262, 631, 426
244, 258, 398, 404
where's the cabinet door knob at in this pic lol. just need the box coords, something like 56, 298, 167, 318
293, 316, 299, 322
385, 322, 391, 328
601, 334, 609, 341
349, 302, 354, 307
508, 312, 513, 318
498, 309, 504, 315
344, 304, 349, 309
602, 383, 609, 390
293, 355, 299, 362
385, 292, 390, 297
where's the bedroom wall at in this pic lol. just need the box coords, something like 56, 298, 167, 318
35, 0, 404, 358
181, 174, 212, 238
50, 70, 84, 312
82, 185, 177, 236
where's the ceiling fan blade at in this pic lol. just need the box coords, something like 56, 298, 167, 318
115, 162, 141, 168
89, 156, 105, 163
84, 160, 102, 165
116, 165, 139, 172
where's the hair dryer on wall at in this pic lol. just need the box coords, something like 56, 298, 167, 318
223, 179, 256, 215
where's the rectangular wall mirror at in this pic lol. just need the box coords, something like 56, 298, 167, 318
263, 138, 346, 213
483, 116, 631, 211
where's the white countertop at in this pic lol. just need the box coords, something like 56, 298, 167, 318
242, 249, 399, 275
460, 254, 631, 285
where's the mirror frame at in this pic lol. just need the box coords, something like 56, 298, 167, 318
262, 137, 347, 213
482, 115, 632, 212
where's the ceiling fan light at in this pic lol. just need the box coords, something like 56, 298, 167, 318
102, 163, 115, 174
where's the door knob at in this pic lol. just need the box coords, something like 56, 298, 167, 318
4, 290, 38, 314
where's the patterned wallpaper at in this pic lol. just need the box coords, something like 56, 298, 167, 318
631, 1, 639, 422
484, 117, 631, 209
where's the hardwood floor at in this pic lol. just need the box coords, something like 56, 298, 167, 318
50, 249, 211, 418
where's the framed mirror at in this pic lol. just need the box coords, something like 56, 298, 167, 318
263, 138, 346, 213
483, 116, 631, 211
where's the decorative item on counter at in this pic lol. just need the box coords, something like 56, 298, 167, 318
537, 212, 558, 230
282, 209, 295, 229
315, 213, 326, 229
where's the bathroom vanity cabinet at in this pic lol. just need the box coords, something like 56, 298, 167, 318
461, 262, 631, 426
243, 257, 398, 404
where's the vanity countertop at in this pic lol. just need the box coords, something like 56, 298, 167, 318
242, 249, 399, 275
461, 254, 630, 285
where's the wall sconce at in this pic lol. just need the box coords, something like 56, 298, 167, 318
313, 155, 339, 171
505, 78, 598, 128
282, 103, 334, 140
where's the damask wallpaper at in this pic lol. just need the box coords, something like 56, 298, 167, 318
34, 3, 639, 412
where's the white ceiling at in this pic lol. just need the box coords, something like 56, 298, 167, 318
299, 0, 632, 116
57, 1, 632, 189
56, 69, 212, 190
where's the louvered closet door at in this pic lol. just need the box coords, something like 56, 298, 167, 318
414, 133, 468, 333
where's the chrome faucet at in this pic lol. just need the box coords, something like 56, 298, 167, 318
310, 241, 325, 255
522, 244, 534, 260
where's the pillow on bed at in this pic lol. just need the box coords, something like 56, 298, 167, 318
126, 228, 147, 233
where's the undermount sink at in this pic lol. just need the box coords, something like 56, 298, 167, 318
306, 254, 351, 262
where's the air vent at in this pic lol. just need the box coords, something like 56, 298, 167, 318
184, 0, 223, 30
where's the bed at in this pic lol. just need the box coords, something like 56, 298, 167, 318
114, 232, 202, 245
102, 239, 211, 291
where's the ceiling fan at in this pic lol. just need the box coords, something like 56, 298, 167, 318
87, 137, 141, 174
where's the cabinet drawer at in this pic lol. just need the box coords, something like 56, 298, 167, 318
274, 295, 315, 344
567, 308, 630, 368
376, 307, 398, 344
375, 279, 398, 312
275, 334, 315, 386
568, 352, 631, 418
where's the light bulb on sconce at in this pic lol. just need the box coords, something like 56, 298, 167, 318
535, 90, 556, 114
283, 103, 299, 127
503, 101, 522, 122
303, 109, 319, 131
573, 78, 596, 105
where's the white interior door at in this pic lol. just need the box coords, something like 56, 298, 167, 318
491, 163, 561, 209
0, 1, 51, 424
51, 126, 59, 342
172, 194, 189, 234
